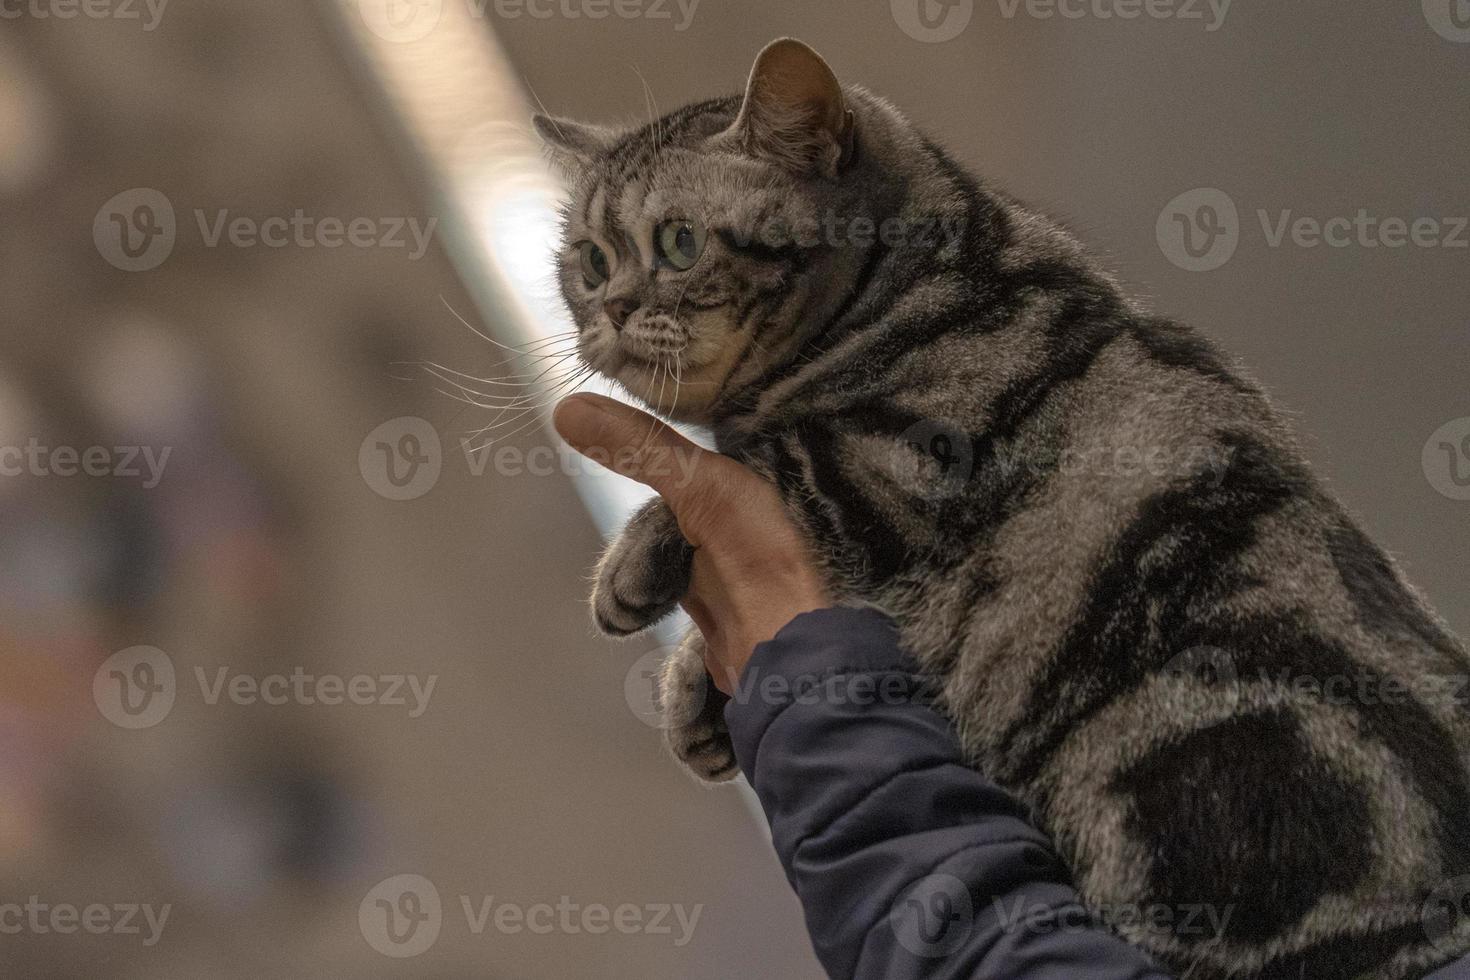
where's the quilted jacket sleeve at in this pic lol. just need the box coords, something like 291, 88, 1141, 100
723, 606, 1177, 980
724, 606, 1470, 980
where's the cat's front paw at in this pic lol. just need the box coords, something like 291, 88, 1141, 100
591, 498, 693, 637
660, 631, 738, 783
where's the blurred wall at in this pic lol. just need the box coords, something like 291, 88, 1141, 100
0, 2, 821, 976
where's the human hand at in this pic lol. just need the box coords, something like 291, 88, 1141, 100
553, 393, 831, 692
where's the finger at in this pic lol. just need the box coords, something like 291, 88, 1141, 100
705, 657, 735, 697
680, 595, 717, 642
699, 641, 738, 696
553, 393, 734, 511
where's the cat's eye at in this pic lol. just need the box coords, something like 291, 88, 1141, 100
655, 219, 706, 271
577, 241, 610, 288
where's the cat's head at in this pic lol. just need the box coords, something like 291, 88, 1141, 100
535, 39, 908, 423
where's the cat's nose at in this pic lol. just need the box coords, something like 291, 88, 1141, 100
602, 297, 638, 330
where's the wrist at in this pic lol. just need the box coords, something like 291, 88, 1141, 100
728, 592, 830, 681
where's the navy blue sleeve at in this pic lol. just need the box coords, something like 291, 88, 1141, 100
722, 606, 1174, 980
723, 606, 1470, 980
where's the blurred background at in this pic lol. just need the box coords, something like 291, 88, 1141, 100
0, 0, 1464, 976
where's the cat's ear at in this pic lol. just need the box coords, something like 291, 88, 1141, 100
718, 38, 854, 179
532, 114, 617, 169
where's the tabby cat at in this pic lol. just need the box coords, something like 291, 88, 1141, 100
533, 38, 1470, 979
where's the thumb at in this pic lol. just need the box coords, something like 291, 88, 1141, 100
552, 393, 732, 514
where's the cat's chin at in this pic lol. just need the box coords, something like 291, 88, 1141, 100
611, 357, 724, 423
609, 334, 756, 422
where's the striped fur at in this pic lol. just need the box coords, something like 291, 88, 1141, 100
540, 40, 1470, 979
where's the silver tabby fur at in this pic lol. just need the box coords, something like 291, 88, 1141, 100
535, 39, 1470, 979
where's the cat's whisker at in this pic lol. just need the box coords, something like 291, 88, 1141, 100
420, 363, 585, 408
461, 410, 550, 456
666, 352, 683, 421
632, 65, 664, 168
450, 349, 589, 389
416, 354, 583, 392
479, 366, 597, 446
437, 351, 584, 382
644, 357, 671, 445
461, 366, 595, 449
435, 359, 590, 423
469, 337, 584, 374
427, 377, 546, 413
471, 334, 583, 370
442, 296, 583, 362
431, 385, 498, 411
628, 356, 671, 454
